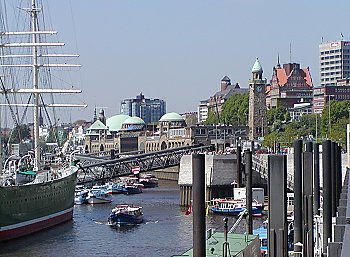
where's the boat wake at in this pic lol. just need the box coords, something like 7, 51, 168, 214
145, 220, 159, 224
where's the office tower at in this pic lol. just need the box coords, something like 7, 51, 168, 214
319, 41, 350, 87
120, 93, 166, 124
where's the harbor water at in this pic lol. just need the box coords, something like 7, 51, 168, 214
0, 180, 264, 257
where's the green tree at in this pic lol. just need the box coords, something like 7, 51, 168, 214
8, 124, 31, 143
221, 93, 249, 125
267, 105, 288, 125
204, 108, 220, 125
320, 100, 350, 139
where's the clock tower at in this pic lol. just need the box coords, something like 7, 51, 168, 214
248, 58, 267, 140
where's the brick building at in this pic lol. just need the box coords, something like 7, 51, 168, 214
268, 62, 313, 109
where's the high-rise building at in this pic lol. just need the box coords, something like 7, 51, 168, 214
319, 41, 350, 87
120, 93, 166, 124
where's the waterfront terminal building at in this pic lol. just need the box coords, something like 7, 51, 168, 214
84, 111, 247, 154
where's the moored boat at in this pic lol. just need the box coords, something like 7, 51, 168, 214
105, 182, 125, 194
75, 189, 89, 205
139, 174, 159, 188
107, 204, 143, 226
209, 198, 263, 216
0, 165, 78, 241
87, 187, 112, 204
0, 0, 85, 241
122, 185, 143, 195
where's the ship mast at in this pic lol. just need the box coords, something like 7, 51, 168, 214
31, 0, 40, 170
0, 0, 87, 171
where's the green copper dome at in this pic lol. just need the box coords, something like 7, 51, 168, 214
106, 114, 130, 132
252, 58, 263, 73
159, 112, 184, 122
123, 116, 145, 125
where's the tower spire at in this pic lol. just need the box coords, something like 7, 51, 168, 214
93, 105, 97, 122
277, 53, 281, 68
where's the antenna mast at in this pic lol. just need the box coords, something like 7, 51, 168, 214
289, 42, 292, 63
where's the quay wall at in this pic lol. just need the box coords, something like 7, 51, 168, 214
152, 166, 179, 181
178, 154, 239, 206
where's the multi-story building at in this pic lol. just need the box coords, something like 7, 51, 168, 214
313, 78, 350, 114
197, 100, 209, 123
268, 62, 313, 109
120, 93, 166, 124
197, 76, 247, 123
319, 41, 350, 87
289, 103, 313, 121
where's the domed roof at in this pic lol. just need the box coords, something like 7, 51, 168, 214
106, 114, 130, 132
159, 112, 184, 122
252, 57, 263, 73
122, 116, 145, 125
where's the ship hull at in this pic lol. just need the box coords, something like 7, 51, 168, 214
0, 168, 77, 242
0, 207, 73, 241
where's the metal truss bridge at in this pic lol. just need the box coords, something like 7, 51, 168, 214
74, 145, 212, 185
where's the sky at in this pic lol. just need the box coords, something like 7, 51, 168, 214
3, 0, 350, 123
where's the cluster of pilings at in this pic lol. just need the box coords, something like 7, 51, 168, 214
327, 168, 350, 256
267, 139, 343, 257
268, 140, 342, 257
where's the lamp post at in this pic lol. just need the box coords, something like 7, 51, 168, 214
315, 113, 318, 143
215, 124, 218, 152
328, 94, 335, 137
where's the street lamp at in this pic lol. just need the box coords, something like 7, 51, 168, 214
328, 94, 335, 137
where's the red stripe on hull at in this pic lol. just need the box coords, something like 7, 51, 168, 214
0, 210, 73, 242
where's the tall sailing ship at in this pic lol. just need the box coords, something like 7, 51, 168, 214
0, 0, 86, 241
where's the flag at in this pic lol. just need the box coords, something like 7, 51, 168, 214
185, 204, 192, 215
206, 205, 209, 216
341, 32, 344, 38
131, 165, 140, 175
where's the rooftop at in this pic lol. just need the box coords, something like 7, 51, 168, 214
106, 114, 130, 132
160, 112, 185, 122
123, 116, 145, 125
173, 231, 258, 256
252, 58, 263, 73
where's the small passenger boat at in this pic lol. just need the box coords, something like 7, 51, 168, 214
75, 189, 89, 205
107, 205, 143, 226
209, 198, 263, 216
139, 174, 159, 188
87, 186, 112, 204
122, 185, 143, 195
112, 182, 126, 194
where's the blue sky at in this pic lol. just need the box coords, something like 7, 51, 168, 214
4, 0, 350, 122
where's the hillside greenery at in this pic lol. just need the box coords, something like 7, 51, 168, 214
204, 93, 350, 148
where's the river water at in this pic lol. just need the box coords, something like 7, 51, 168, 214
0, 180, 264, 257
